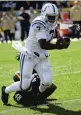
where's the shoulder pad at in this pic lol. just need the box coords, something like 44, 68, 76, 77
31, 20, 46, 29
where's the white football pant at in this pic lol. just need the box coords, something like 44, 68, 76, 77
20, 53, 52, 92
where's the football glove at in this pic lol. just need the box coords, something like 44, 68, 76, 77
56, 36, 70, 49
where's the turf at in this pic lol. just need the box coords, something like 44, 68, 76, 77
0, 41, 81, 115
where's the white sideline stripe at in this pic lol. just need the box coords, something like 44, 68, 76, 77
0, 98, 81, 114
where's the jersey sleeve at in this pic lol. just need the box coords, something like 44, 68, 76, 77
31, 21, 47, 40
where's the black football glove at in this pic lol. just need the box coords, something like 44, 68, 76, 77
63, 36, 70, 48
56, 36, 70, 49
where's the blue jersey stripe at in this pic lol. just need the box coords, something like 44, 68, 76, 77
31, 20, 46, 28
32, 20, 46, 25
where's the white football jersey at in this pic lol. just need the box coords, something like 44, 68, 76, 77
25, 15, 57, 55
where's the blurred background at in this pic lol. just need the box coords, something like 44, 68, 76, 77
0, 0, 81, 42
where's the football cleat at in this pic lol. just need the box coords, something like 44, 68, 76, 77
1, 86, 9, 105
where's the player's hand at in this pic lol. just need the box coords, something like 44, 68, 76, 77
63, 36, 71, 48
17, 16, 25, 20
56, 36, 70, 49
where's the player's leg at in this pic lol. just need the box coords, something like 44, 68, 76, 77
1, 54, 34, 104
35, 58, 57, 101
13, 72, 40, 106
35, 58, 52, 92
19, 54, 34, 91
40, 83, 57, 99
1, 81, 21, 105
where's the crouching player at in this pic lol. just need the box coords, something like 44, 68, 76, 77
13, 70, 57, 106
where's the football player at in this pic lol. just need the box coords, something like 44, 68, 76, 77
13, 71, 56, 106
14, 53, 57, 106
1, 3, 70, 105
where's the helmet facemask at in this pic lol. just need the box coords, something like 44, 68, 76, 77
46, 14, 58, 24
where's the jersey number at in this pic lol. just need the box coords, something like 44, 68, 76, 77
15, 93, 22, 101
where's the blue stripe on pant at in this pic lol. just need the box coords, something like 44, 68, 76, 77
20, 53, 25, 90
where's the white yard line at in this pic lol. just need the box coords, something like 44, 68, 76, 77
0, 69, 81, 84
53, 70, 81, 77
0, 70, 81, 84
54, 98, 81, 104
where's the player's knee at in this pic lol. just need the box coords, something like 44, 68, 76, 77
42, 71, 52, 86
43, 78, 52, 87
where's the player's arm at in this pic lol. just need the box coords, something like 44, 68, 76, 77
34, 24, 63, 50
38, 39, 63, 50
37, 28, 68, 50
17, 16, 25, 20
34, 22, 70, 50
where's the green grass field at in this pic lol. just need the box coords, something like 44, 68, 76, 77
0, 41, 81, 115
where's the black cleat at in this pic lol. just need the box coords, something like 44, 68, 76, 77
1, 86, 9, 105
